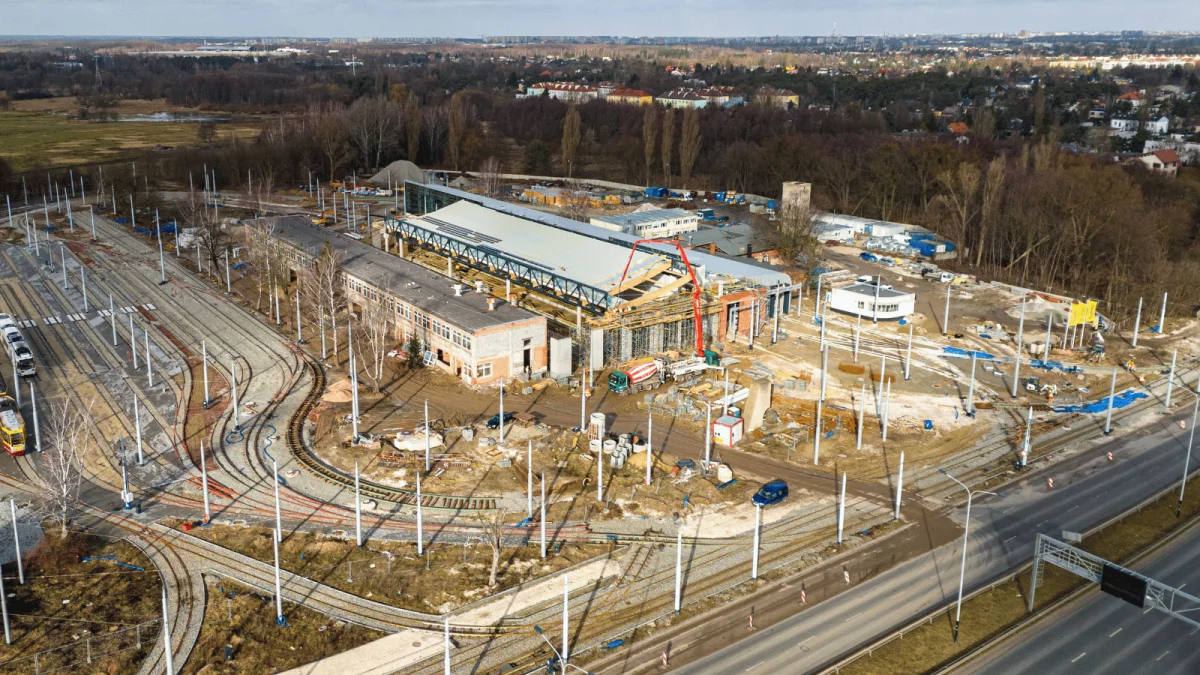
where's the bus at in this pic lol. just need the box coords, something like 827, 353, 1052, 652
0, 396, 25, 456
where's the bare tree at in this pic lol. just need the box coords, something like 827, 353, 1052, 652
679, 108, 702, 188
346, 97, 401, 171
246, 221, 288, 313
642, 106, 658, 185
404, 93, 421, 162
561, 104, 581, 178
181, 192, 229, 273
310, 103, 350, 180
479, 157, 502, 197
483, 508, 509, 588
422, 105, 450, 166
562, 189, 590, 222
976, 155, 1007, 268
661, 108, 676, 187
358, 287, 393, 392
311, 243, 344, 360
448, 93, 468, 171
38, 397, 94, 539
934, 162, 981, 259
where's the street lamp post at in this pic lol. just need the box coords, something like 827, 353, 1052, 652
939, 469, 997, 643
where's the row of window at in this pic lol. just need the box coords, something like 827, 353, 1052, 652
855, 301, 901, 313
344, 277, 472, 351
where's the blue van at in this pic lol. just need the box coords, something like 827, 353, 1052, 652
753, 480, 789, 507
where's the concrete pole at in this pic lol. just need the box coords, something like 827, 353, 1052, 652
873, 276, 881, 324
202, 340, 210, 407
90, 207, 96, 241
130, 314, 138, 369
772, 292, 781, 345
121, 440, 132, 510
10, 359, 16, 408
295, 292, 302, 342
1178, 387, 1199, 517
225, 249, 232, 295
81, 266, 88, 312
722, 369, 730, 416
856, 382, 865, 450
1021, 406, 1033, 467
819, 309, 827, 352
943, 284, 951, 336
272, 527, 285, 626
1165, 349, 1177, 411
704, 404, 712, 465
10, 498, 23, 584
498, 381, 505, 445
966, 352, 977, 415
1012, 300, 1025, 397
748, 298, 756, 350
1159, 292, 1168, 336
424, 399, 432, 472
1044, 314, 1053, 360
443, 618, 451, 675
200, 441, 210, 523
29, 383, 38, 454
274, 459, 282, 543
162, 590, 175, 672
894, 452, 904, 520
597, 424, 604, 503
1132, 297, 1143, 348
355, 460, 362, 546
156, 211, 166, 284
882, 381, 891, 442
231, 361, 240, 430
1104, 368, 1118, 434
751, 503, 761, 580
0, 554, 8, 645
61, 245, 67, 288
673, 529, 682, 613
559, 571, 568, 662
133, 396, 143, 464
814, 275, 823, 321
527, 441, 533, 518
540, 471, 547, 558
110, 295, 117, 346
145, 330, 153, 388
904, 318, 914, 380
580, 363, 588, 431
813, 396, 823, 466
350, 354, 359, 439
836, 472, 846, 545
853, 315, 861, 363
645, 408, 653, 485
820, 345, 829, 402
416, 472, 424, 556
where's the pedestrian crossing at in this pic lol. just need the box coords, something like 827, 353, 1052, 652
16, 303, 157, 328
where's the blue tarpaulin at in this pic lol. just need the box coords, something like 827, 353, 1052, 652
1030, 359, 1065, 371
943, 346, 998, 361
1054, 389, 1147, 414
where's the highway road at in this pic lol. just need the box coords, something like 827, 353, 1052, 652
669, 402, 1198, 674
960, 517, 1200, 674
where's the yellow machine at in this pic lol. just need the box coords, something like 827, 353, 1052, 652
0, 396, 26, 456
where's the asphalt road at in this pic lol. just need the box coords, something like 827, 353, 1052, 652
961, 517, 1200, 675
669, 403, 1197, 675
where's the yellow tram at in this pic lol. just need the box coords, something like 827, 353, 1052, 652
0, 396, 26, 456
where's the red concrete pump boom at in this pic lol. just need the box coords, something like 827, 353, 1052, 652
615, 239, 705, 357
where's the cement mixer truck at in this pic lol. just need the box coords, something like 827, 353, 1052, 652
608, 351, 721, 395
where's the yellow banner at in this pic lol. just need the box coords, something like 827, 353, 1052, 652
1068, 300, 1098, 326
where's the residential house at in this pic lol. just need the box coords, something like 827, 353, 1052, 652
1144, 116, 1170, 136
656, 89, 708, 109
1126, 149, 1181, 177
606, 88, 653, 106
696, 86, 745, 107
1117, 91, 1143, 109
1109, 117, 1139, 137
526, 82, 599, 102
754, 87, 799, 108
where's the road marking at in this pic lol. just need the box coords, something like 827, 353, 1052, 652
1067, 505, 1079, 512
1109, 628, 1122, 638
1003, 536, 1016, 544
746, 661, 765, 671
796, 635, 817, 647
1071, 653, 1086, 663
1157, 651, 1170, 661
1038, 520, 1049, 528
845, 612, 862, 623
1002, 507, 1015, 514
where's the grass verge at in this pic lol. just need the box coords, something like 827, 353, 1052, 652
183, 576, 384, 675
0, 528, 162, 675
838, 478, 1200, 675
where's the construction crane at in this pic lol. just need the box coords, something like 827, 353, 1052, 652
614, 238, 707, 358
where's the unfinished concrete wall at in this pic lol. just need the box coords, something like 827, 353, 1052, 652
549, 336, 573, 378
743, 376, 773, 433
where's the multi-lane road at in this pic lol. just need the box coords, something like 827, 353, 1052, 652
961, 519, 1200, 674
670, 401, 1198, 674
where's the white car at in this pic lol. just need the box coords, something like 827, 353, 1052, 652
0, 314, 13, 331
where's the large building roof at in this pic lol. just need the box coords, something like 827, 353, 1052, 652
836, 282, 913, 299
403, 201, 666, 290
591, 208, 696, 229
402, 181, 791, 287
263, 216, 537, 333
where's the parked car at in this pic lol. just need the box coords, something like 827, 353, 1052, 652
752, 480, 789, 507
0, 314, 14, 331
486, 411, 515, 429
859, 252, 879, 263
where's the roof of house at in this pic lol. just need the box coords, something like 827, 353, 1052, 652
1118, 91, 1141, 100
1153, 149, 1181, 164
659, 89, 705, 101
608, 88, 651, 98
835, 283, 914, 300
592, 208, 696, 229
262, 216, 538, 333
756, 87, 798, 97
679, 223, 758, 257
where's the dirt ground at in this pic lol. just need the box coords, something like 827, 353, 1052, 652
0, 528, 162, 675
183, 577, 383, 675
169, 520, 609, 614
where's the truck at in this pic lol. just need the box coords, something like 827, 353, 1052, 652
922, 269, 954, 283
608, 351, 721, 395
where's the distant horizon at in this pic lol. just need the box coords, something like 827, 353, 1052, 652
5, 0, 1200, 42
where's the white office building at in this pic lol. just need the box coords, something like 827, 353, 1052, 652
828, 281, 915, 321
589, 208, 700, 238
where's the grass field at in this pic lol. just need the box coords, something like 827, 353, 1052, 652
0, 109, 260, 172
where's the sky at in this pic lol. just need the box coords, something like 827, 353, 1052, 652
5, 0, 1199, 39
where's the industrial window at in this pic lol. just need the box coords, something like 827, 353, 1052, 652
476, 362, 492, 378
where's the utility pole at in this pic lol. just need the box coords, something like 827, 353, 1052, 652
673, 529, 682, 613
646, 408, 653, 485
416, 472, 424, 556
703, 404, 712, 465
1165, 349, 1177, 411
836, 472, 846, 545
540, 471, 547, 558
940, 470, 996, 643
200, 441, 211, 523
273, 460, 282, 543
133, 395, 143, 464
424, 399, 431, 472
202, 340, 210, 408
162, 591, 175, 671
9, 498, 23, 584
145, 330, 153, 388
965, 352, 977, 415
1104, 368, 1117, 435
1178, 385, 1199, 517
355, 460, 362, 546
1158, 292, 1168, 336
29, 383, 39, 454
527, 441, 533, 519
894, 452, 904, 520
904, 318, 913, 380
1132, 296, 1143, 348
751, 503, 762, 579
1012, 300, 1025, 398
856, 382, 865, 451
1021, 406, 1033, 468
498, 380, 506, 444
943, 284, 951, 336
562, 576, 570, 664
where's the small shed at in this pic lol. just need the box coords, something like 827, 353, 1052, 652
713, 415, 744, 447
